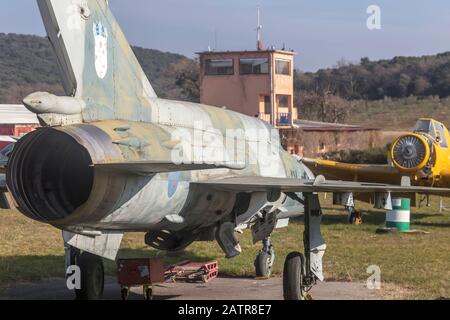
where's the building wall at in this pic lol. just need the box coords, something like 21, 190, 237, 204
200, 52, 271, 118
281, 129, 382, 157
272, 52, 297, 120
0, 124, 38, 137
199, 50, 296, 127
0, 124, 15, 136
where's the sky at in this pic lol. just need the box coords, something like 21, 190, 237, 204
1, 0, 450, 71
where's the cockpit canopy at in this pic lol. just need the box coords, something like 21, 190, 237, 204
414, 119, 448, 148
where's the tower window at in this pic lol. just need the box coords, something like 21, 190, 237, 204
205, 59, 234, 75
264, 96, 271, 114
277, 95, 291, 109
276, 59, 291, 75
240, 58, 269, 74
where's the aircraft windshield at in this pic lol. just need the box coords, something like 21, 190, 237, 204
414, 120, 448, 148
414, 120, 436, 139
435, 122, 448, 148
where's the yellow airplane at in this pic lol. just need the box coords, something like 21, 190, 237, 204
303, 118, 450, 202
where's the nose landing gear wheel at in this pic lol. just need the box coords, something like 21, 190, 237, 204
255, 251, 274, 278
75, 252, 105, 300
283, 252, 306, 300
255, 237, 275, 278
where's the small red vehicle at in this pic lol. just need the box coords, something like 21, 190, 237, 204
117, 258, 165, 300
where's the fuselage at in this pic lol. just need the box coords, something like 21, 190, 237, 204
8, 97, 309, 234
8, 0, 310, 236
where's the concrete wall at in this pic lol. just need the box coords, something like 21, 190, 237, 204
272, 52, 297, 120
200, 51, 271, 118
199, 50, 296, 127
0, 124, 38, 137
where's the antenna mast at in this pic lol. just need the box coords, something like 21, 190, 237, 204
256, 7, 263, 50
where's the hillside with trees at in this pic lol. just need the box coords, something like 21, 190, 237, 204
0, 33, 198, 104
296, 54, 450, 127
298, 54, 450, 100
2, 33, 450, 130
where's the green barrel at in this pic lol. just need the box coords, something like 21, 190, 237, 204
386, 198, 411, 232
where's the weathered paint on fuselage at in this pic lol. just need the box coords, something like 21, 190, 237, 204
54, 99, 309, 232
28, 0, 309, 233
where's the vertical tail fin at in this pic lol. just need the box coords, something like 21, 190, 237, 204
37, 0, 157, 119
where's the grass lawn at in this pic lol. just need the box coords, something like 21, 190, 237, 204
1, 195, 449, 300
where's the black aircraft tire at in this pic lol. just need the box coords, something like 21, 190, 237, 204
283, 252, 305, 301
144, 287, 153, 301
75, 252, 105, 300
121, 288, 129, 301
255, 251, 272, 278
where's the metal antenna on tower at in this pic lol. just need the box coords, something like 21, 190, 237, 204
214, 28, 218, 51
256, 7, 263, 50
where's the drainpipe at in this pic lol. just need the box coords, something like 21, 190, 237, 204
290, 61, 297, 128
290, 104, 297, 128
270, 52, 276, 127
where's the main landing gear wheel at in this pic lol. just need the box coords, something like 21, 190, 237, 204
75, 252, 105, 300
283, 252, 306, 300
282, 192, 326, 301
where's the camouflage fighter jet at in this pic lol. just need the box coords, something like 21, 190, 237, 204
6, 0, 450, 300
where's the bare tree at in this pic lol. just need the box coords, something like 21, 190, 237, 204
300, 90, 350, 123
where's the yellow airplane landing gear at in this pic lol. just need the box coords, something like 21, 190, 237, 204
348, 207, 363, 225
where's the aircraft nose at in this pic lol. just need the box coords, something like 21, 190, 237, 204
392, 134, 430, 170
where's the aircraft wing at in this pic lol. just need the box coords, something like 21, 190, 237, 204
192, 176, 450, 195
302, 158, 403, 185
94, 161, 245, 175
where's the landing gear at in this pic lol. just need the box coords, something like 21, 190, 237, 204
75, 252, 105, 300
254, 237, 275, 278
348, 207, 363, 225
65, 245, 105, 300
283, 252, 305, 300
283, 193, 326, 301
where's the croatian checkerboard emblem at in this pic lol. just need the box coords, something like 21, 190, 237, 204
93, 22, 108, 79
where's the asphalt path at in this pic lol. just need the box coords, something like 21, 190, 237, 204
1, 277, 381, 300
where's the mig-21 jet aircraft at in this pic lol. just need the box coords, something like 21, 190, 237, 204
6, 0, 450, 300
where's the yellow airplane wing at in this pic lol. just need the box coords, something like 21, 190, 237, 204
302, 158, 403, 185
